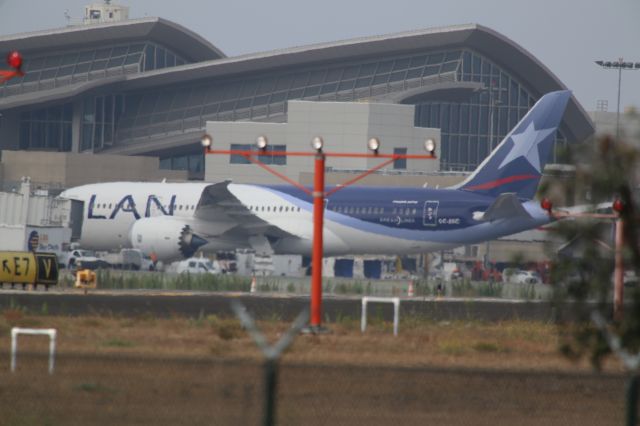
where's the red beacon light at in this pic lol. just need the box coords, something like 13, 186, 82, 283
1, 50, 24, 83
7, 51, 23, 70
612, 198, 625, 214
540, 198, 553, 214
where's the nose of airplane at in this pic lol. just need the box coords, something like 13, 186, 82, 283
58, 189, 80, 200
58, 190, 73, 201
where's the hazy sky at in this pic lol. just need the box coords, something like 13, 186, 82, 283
0, 0, 638, 112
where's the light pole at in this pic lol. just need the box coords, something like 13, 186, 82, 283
542, 197, 627, 320
310, 137, 325, 331
595, 59, 640, 140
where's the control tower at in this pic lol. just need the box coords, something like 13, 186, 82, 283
83, 0, 129, 25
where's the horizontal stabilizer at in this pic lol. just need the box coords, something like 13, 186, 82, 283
479, 193, 532, 222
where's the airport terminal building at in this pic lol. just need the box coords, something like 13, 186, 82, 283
0, 13, 594, 188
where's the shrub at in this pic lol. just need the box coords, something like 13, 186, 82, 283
208, 316, 244, 340
472, 341, 510, 353
102, 338, 135, 348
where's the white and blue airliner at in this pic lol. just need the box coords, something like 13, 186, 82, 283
61, 91, 572, 262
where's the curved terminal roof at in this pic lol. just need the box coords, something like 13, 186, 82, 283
0, 22, 593, 142
0, 17, 225, 62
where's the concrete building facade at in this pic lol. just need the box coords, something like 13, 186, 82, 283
0, 151, 188, 192
205, 101, 440, 184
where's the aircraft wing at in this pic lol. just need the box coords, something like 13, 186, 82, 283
194, 181, 295, 240
479, 193, 532, 222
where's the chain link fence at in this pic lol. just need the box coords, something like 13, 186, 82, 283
0, 351, 629, 426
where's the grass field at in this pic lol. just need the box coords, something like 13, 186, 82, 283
0, 310, 631, 425
0, 309, 590, 369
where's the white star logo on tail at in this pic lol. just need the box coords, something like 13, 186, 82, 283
498, 122, 556, 172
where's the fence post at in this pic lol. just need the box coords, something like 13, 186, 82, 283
264, 358, 278, 426
627, 375, 638, 426
231, 300, 308, 426
591, 311, 640, 426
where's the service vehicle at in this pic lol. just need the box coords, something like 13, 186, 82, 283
504, 269, 541, 284
175, 257, 222, 275
61, 248, 108, 270
100, 249, 155, 270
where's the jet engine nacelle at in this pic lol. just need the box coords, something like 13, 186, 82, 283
129, 216, 208, 262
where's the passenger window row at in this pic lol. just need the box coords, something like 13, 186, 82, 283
329, 206, 384, 215
328, 205, 418, 216
249, 205, 302, 213
93, 203, 196, 211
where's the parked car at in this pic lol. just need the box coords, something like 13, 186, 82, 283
507, 270, 541, 284
62, 248, 105, 270
175, 258, 222, 275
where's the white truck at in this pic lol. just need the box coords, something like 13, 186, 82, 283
100, 249, 155, 271
503, 269, 542, 284
60, 247, 104, 269
175, 257, 222, 275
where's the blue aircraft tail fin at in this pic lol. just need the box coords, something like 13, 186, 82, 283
454, 90, 572, 200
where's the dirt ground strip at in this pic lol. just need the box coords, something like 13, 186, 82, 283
0, 313, 633, 425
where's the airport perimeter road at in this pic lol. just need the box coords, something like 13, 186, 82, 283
0, 291, 559, 322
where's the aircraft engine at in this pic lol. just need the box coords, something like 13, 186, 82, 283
129, 217, 208, 261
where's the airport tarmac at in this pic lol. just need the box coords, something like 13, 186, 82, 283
0, 289, 558, 322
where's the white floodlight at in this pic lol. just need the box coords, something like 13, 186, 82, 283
201, 134, 212, 148
367, 137, 380, 153
424, 138, 436, 154
311, 136, 324, 152
256, 135, 268, 150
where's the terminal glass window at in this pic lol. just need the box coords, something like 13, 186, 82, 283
230, 144, 251, 164
159, 153, 204, 173
81, 94, 125, 151
115, 49, 463, 144
393, 148, 407, 170
0, 42, 186, 100
75, 44, 570, 173
258, 145, 287, 165
19, 103, 73, 151
415, 49, 567, 171
228, 144, 287, 165
142, 43, 187, 72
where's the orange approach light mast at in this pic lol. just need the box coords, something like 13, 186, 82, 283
203, 134, 437, 331
541, 197, 628, 321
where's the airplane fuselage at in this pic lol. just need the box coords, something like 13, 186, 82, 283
63, 182, 552, 257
